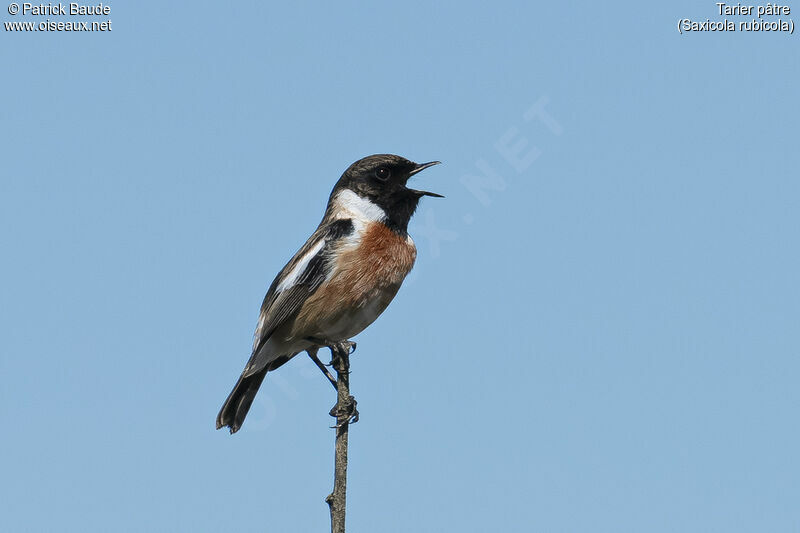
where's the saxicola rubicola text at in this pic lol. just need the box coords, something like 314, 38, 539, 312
217, 154, 441, 433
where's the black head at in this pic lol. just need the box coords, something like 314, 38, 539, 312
328, 154, 442, 233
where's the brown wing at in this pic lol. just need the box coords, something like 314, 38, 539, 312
241, 218, 354, 376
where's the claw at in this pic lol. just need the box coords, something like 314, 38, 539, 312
329, 395, 359, 428
328, 341, 356, 372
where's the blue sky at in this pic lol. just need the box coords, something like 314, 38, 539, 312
1, 1, 798, 532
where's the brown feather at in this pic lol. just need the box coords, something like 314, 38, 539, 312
290, 222, 416, 340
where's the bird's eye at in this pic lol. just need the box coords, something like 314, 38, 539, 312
375, 167, 391, 181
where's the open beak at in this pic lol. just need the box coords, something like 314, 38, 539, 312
408, 161, 444, 198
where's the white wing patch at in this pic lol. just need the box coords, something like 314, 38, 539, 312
333, 189, 387, 223
253, 313, 268, 352
276, 239, 326, 292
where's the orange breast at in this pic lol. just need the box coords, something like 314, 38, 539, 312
336, 222, 417, 299
291, 222, 417, 339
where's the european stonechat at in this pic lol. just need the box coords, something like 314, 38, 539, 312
217, 154, 441, 434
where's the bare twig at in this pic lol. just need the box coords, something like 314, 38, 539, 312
325, 343, 357, 533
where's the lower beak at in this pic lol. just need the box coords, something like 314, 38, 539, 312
416, 190, 444, 198
408, 161, 443, 198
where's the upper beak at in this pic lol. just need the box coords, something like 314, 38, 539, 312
409, 160, 441, 176
408, 161, 444, 198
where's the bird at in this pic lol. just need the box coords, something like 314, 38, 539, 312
216, 154, 442, 434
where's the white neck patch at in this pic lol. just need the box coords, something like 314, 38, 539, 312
333, 189, 386, 223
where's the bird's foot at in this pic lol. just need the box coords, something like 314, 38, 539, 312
329, 340, 356, 373
329, 395, 359, 427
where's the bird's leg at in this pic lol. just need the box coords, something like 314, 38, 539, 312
328, 341, 359, 427
306, 347, 337, 391
306, 338, 356, 367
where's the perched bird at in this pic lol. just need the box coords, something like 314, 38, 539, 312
216, 154, 442, 434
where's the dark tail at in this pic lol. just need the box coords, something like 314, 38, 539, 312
216, 368, 268, 434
